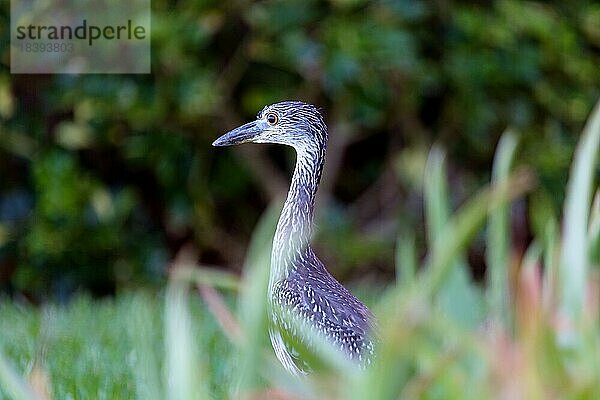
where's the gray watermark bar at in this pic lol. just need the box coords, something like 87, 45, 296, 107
11, 0, 150, 74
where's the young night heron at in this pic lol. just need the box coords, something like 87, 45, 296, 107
213, 101, 375, 375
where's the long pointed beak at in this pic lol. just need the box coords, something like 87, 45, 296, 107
212, 120, 263, 147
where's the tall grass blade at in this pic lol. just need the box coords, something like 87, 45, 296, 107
420, 169, 533, 297
128, 293, 163, 400
424, 146, 451, 245
542, 218, 559, 311
175, 266, 240, 292
516, 242, 544, 399
164, 276, 207, 400
558, 100, 600, 331
0, 348, 39, 400
234, 202, 281, 394
395, 227, 416, 287
486, 130, 518, 328
423, 146, 484, 327
286, 311, 359, 376
521, 242, 542, 277
588, 190, 600, 265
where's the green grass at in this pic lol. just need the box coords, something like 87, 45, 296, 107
1, 100, 599, 399
0, 292, 233, 399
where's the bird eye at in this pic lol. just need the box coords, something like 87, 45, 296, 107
266, 113, 278, 125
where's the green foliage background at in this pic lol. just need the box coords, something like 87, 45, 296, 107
0, 0, 599, 297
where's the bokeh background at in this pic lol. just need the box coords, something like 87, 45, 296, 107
1, 0, 599, 300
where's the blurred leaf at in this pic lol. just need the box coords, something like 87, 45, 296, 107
164, 276, 208, 400
0, 78, 15, 119
55, 121, 94, 150
424, 146, 484, 327
128, 293, 163, 400
172, 266, 240, 292
0, 224, 10, 247
588, 191, 600, 266
0, 347, 40, 400
558, 100, 600, 335
0, 129, 37, 160
542, 218, 560, 312
486, 130, 519, 327
420, 168, 533, 296
395, 227, 416, 287
235, 201, 281, 394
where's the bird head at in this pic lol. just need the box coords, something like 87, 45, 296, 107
212, 101, 328, 151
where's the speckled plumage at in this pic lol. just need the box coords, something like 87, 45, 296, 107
213, 101, 375, 375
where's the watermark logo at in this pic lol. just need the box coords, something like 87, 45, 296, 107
11, 0, 150, 74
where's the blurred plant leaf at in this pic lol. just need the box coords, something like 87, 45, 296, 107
164, 274, 208, 400
424, 146, 484, 328
420, 168, 534, 297
395, 227, 416, 287
55, 121, 94, 150
588, 190, 600, 266
128, 293, 163, 400
234, 201, 280, 394
486, 130, 519, 328
0, 348, 39, 400
558, 99, 600, 336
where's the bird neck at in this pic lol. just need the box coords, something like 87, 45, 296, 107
271, 144, 325, 279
